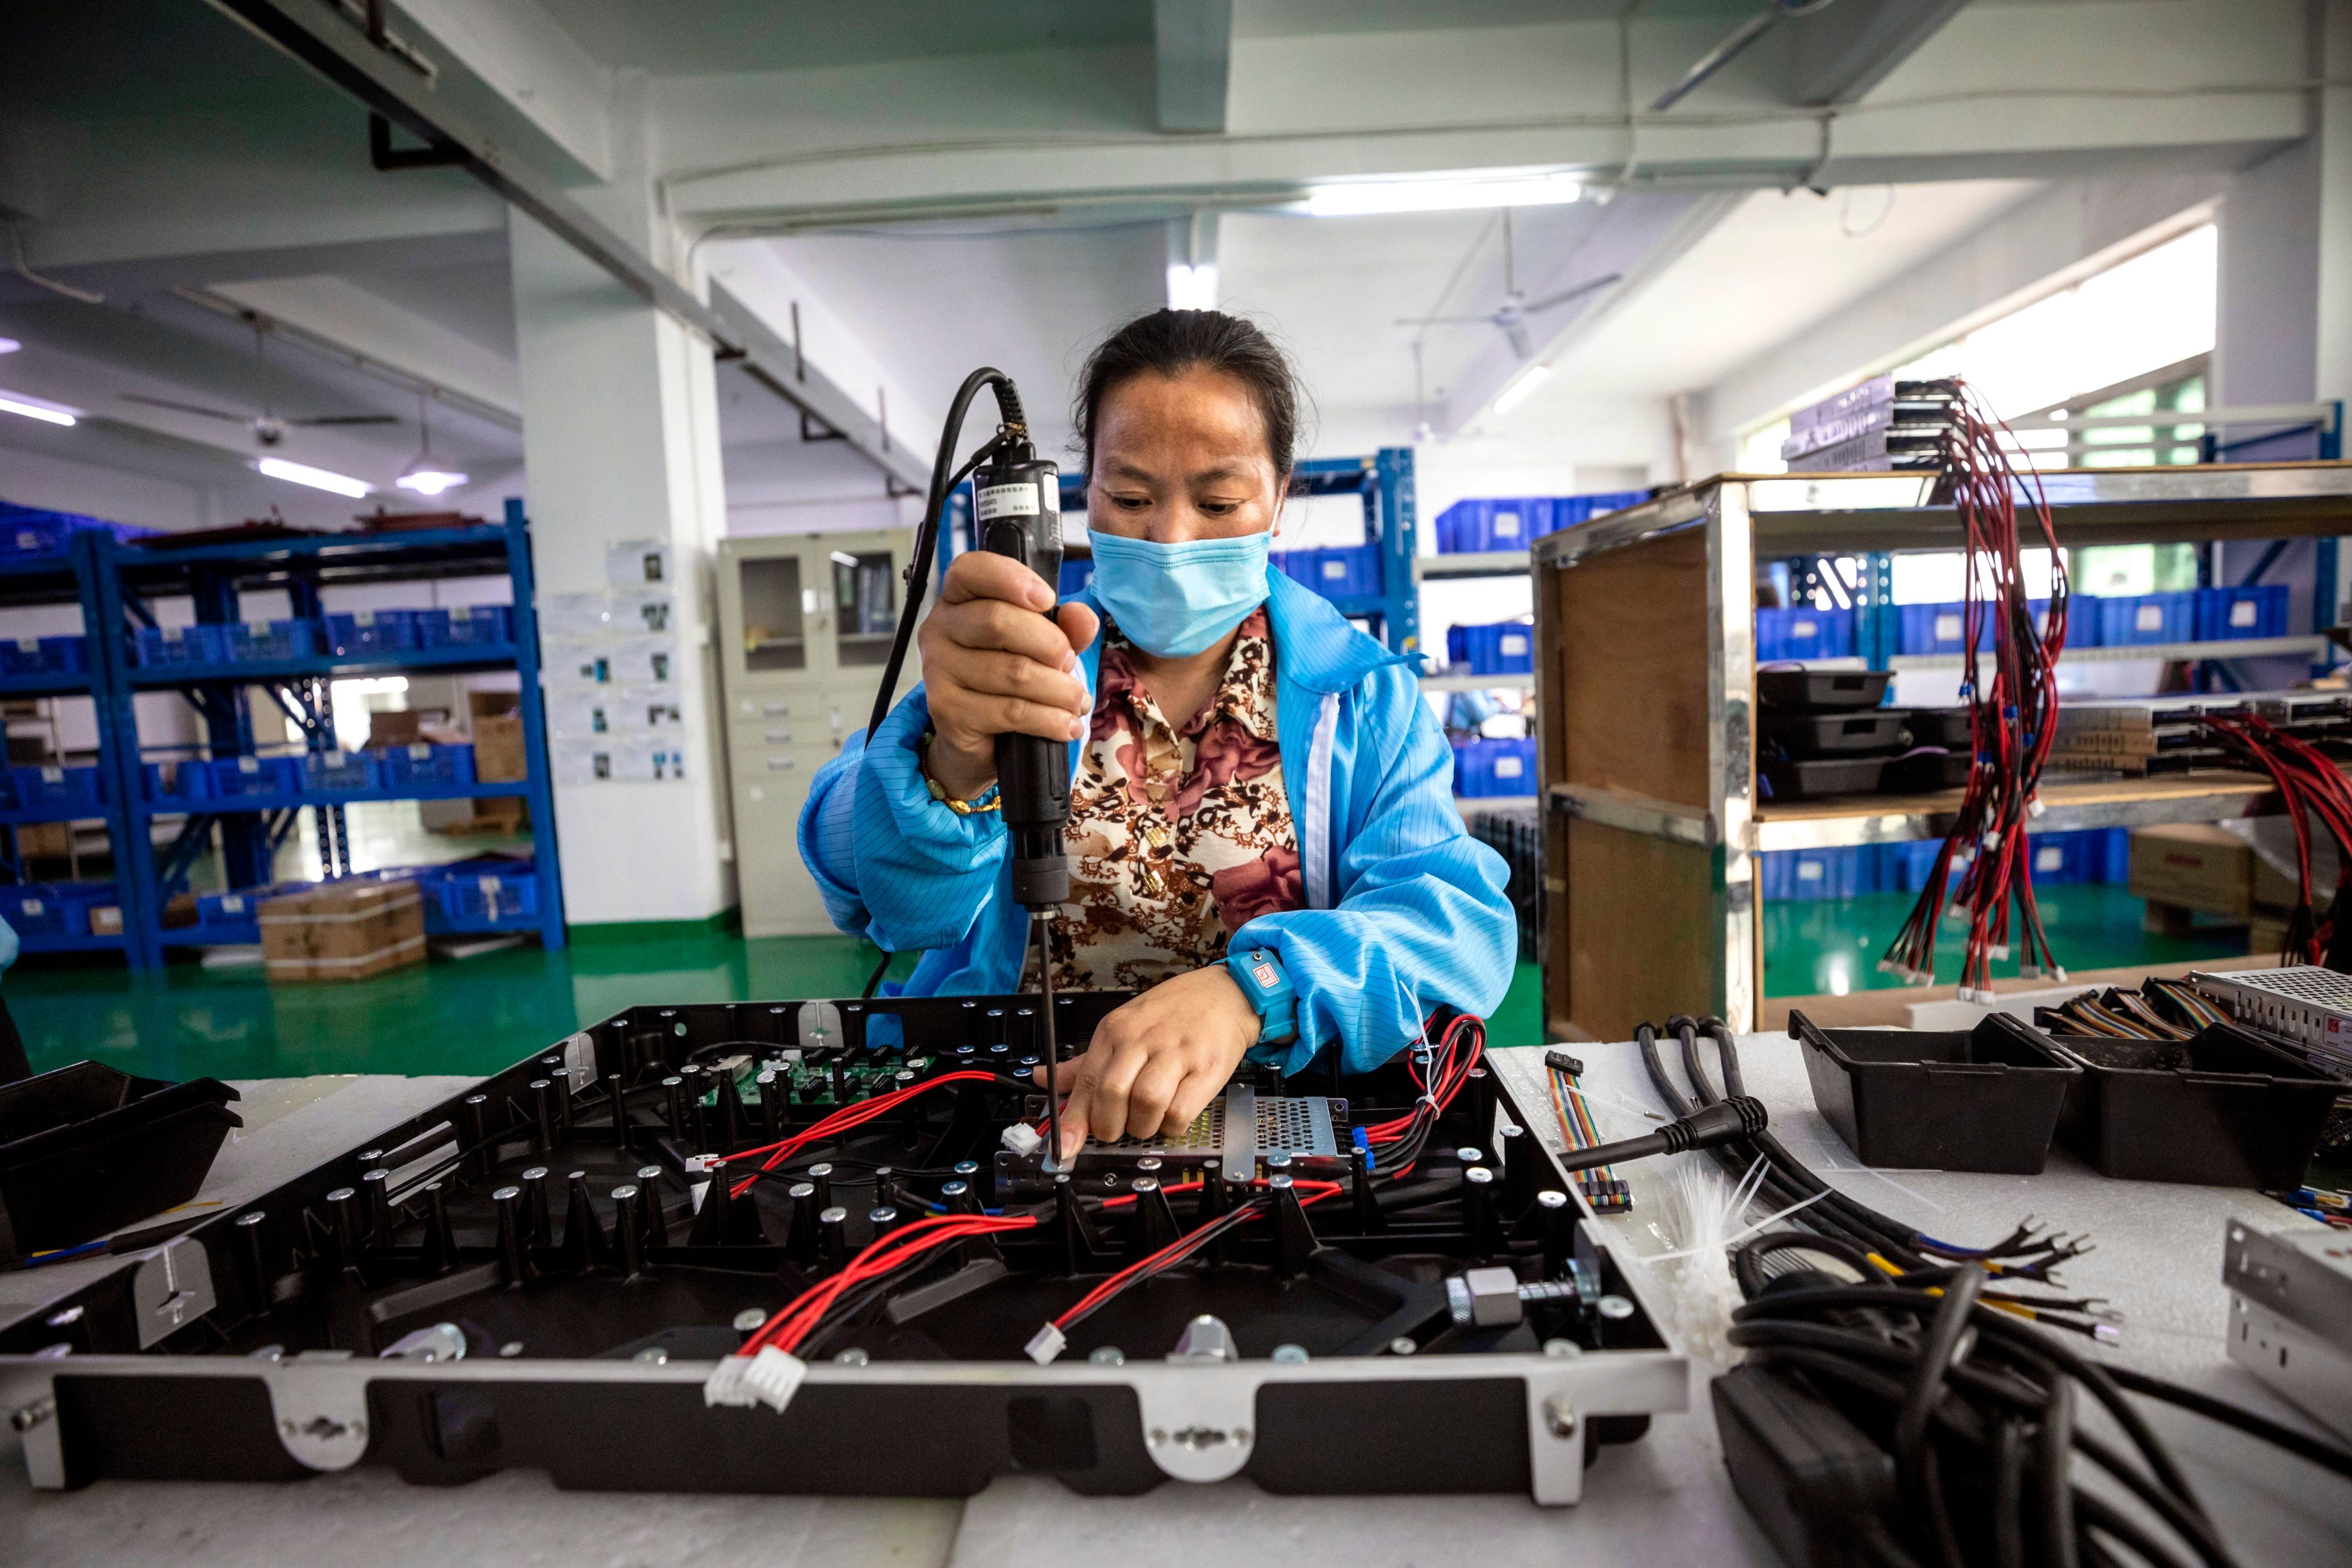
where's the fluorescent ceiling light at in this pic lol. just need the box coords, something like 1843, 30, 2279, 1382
1493, 365, 1552, 415
0, 338, 20, 354
1165, 262, 1219, 310
395, 468, 469, 497
257, 457, 373, 499
1304, 172, 1582, 218
829, 550, 860, 569
0, 389, 79, 427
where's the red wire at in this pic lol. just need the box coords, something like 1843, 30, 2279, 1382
720, 1068, 1001, 1199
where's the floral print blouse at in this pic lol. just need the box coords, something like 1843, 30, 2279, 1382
1030, 606, 1301, 991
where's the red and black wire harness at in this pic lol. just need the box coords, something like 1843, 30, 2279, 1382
2186, 712, 2352, 968
1879, 381, 2072, 997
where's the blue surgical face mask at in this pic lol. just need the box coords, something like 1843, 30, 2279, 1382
1086, 529, 1272, 658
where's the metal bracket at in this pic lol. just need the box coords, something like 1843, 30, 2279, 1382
1219, 1084, 1257, 1183
7, 1378, 63, 1488
132, 1237, 216, 1347
798, 1001, 844, 1053
1523, 1369, 1593, 1505
1130, 1365, 1258, 1484
262, 1359, 373, 1471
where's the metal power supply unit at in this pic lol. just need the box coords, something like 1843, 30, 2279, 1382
2192, 965, 2352, 1076
0, 994, 1686, 1504
2223, 1217, 2352, 1440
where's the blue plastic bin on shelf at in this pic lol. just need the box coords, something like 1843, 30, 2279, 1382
303, 749, 379, 793
377, 742, 476, 790
326, 609, 422, 656
1767, 846, 1875, 901
53, 882, 118, 936
188, 887, 266, 943
1756, 607, 1856, 662
1447, 620, 1535, 675
1436, 499, 1543, 553
210, 755, 302, 798
0, 503, 156, 561
3, 885, 64, 935
1, 635, 88, 678
1898, 600, 2071, 655
140, 760, 214, 804
1277, 545, 1381, 601
226, 619, 320, 662
1451, 736, 1536, 798
2098, 590, 2197, 646
1059, 558, 1095, 597
435, 863, 540, 930
133, 624, 230, 667
11, 764, 105, 816
2193, 585, 2288, 642
426, 603, 514, 647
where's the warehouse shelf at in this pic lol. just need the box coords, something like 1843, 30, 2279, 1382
1416, 550, 1530, 580
58, 500, 567, 967
124, 643, 522, 686
18, 930, 128, 955
1528, 462, 2352, 1042
133, 782, 530, 818
1886, 633, 2327, 670
1421, 672, 1536, 693
0, 672, 94, 700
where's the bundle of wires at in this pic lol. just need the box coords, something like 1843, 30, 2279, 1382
2185, 711, 2352, 969
1879, 380, 2071, 998
1544, 1050, 1632, 1214
1643, 1017, 2092, 1293
721, 1068, 1003, 1200
2041, 979, 2222, 1041
1359, 1013, 1484, 1176
1050, 1195, 1273, 1339
1720, 1238, 2352, 1568
738, 1210, 1041, 1358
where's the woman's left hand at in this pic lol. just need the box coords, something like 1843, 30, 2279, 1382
1036, 965, 1261, 1160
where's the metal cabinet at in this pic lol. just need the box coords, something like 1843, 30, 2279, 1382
716, 528, 919, 936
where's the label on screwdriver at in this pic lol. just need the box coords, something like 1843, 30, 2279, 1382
977, 482, 1042, 520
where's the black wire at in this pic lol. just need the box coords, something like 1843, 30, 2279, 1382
862, 948, 893, 999
2106, 1365, 2352, 1480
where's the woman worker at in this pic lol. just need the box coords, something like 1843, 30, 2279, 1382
798, 309, 1515, 1163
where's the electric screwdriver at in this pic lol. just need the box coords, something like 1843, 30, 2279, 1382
975, 445, 1071, 911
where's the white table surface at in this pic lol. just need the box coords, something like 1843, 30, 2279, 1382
3, 1042, 2347, 1567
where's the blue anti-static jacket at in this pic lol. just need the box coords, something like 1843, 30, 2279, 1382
797, 567, 1516, 1075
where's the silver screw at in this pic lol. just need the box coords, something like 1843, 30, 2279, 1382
1543, 1338, 1583, 1358
733, 1308, 768, 1333
499, 1342, 524, 1358
1597, 1295, 1635, 1320
633, 1347, 669, 1365
1387, 1336, 1418, 1356
1087, 1346, 1126, 1365
833, 1347, 870, 1366
1543, 1396, 1578, 1439
1271, 1344, 1309, 1363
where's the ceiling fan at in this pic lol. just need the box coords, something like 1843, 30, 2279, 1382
117, 316, 397, 447
1396, 210, 1621, 361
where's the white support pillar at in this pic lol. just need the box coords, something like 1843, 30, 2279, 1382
508, 199, 736, 928
2318, 0, 2352, 412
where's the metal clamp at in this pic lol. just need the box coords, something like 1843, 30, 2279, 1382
262, 1357, 373, 1472
1131, 1362, 1258, 1484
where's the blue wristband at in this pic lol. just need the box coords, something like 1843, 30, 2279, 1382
1227, 946, 1298, 1046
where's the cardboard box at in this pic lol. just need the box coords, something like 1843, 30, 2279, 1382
2126, 824, 2296, 919
258, 879, 426, 983
368, 709, 422, 750
88, 904, 121, 937
473, 713, 526, 782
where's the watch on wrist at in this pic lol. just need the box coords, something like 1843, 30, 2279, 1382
1229, 947, 1299, 1046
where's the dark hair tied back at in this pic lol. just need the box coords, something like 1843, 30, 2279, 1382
1075, 309, 1304, 478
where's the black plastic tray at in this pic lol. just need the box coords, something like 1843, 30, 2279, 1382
1790, 1011, 2079, 1174
1907, 709, 1974, 748
1762, 755, 1887, 800
1762, 711, 1911, 758
1757, 669, 1893, 712
2045, 1024, 2344, 1187
1883, 748, 1972, 793
0, 1061, 241, 1261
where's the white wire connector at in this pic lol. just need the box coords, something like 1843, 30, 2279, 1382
2051, 967, 2068, 983
2027, 794, 2046, 818
1001, 1122, 1044, 1158
1989, 944, 2010, 960
704, 1346, 807, 1413
1025, 1324, 1067, 1365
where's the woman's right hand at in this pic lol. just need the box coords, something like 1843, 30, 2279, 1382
914, 550, 1099, 801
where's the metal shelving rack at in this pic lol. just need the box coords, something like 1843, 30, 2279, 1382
82, 499, 563, 967
936, 448, 1426, 658
1530, 462, 2352, 1042
0, 534, 142, 955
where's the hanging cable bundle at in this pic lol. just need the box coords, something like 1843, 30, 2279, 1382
2184, 712, 2352, 969
1879, 381, 2070, 998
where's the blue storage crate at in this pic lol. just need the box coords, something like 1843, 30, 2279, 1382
140, 759, 214, 803
1777, 848, 1852, 901
2099, 590, 2197, 646
1, 635, 87, 678
326, 609, 422, 656
210, 755, 302, 798
2193, 584, 2287, 642
1059, 557, 1095, 597
11, 764, 105, 815
1756, 606, 1856, 662
1582, 490, 1648, 521
52, 881, 118, 936
303, 748, 379, 793
3, 884, 65, 934
1449, 620, 1535, 675
1280, 545, 1381, 601
226, 618, 320, 662
1453, 736, 1535, 797
378, 741, 476, 790
133, 624, 230, 667
432, 603, 513, 646
2027, 832, 2087, 885
436, 864, 540, 930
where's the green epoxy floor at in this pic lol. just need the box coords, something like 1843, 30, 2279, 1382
1764, 883, 2252, 997
9, 937, 1550, 1084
